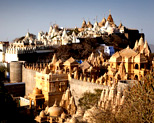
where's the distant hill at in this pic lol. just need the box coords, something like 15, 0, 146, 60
55, 34, 131, 60
149, 44, 154, 53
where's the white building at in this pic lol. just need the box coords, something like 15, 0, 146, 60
104, 45, 115, 56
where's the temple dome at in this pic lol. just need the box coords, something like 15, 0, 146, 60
26, 32, 30, 38
144, 40, 148, 49
94, 21, 99, 27
133, 40, 139, 50
39, 110, 45, 117
119, 46, 137, 58
81, 20, 87, 28
33, 87, 42, 95
87, 21, 93, 28
138, 36, 144, 46
107, 14, 114, 23
48, 101, 63, 117
99, 17, 106, 27
102, 17, 106, 23
54, 24, 59, 32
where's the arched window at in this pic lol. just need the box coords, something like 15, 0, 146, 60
135, 64, 138, 69
141, 63, 144, 69
135, 75, 138, 80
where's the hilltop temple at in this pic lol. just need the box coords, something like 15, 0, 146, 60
0, 10, 154, 123
106, 36, 151, 83
0, 11, 144, 64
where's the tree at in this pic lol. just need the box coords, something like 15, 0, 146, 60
117, 71, 154, 122
0, 65, 7, 81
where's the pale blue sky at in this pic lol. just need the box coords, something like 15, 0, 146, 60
0, 0, 154, 44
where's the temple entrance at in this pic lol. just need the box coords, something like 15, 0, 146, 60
134, 75, 138, 80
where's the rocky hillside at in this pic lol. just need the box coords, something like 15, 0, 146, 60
55, 33, 133, 60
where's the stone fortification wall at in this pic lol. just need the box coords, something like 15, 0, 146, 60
22, 65, 37, 95
69, 79, 109, 104
10, 61, 23, 83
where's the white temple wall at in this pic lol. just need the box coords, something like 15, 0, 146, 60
5, 53, 18, 63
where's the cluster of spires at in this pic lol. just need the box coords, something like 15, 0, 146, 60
24, 62, 49, 71
133, 36, 150, 57
98, 83, 126, 113
81, 12, 115, 29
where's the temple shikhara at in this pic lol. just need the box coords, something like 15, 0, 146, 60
108, 36, 150, 82
0, 11, 154, 123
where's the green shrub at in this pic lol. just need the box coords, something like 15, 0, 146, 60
78, 89, 102, 110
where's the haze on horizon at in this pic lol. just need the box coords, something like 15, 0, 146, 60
0, 0, 154, 45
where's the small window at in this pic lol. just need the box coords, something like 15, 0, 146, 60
135, 75, 138, 80
135, 64, 138, 69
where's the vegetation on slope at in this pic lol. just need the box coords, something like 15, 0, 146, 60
55, 33, 133, 60
78, 71, 154, 122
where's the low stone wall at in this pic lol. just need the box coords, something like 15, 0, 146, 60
69, 79, 109, 105
22, 66, 37, 95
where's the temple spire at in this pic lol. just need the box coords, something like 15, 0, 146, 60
109, 9, 111, 15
